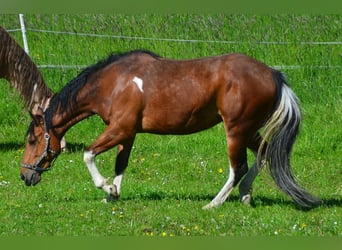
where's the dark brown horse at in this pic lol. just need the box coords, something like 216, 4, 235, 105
20, 49, 321, 209
0, 25, 66, 149
0, 25, 53, 113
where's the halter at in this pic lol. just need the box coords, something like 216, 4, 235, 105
21, 115, 60, 173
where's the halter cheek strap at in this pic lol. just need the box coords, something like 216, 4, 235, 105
21, 116, 60, 173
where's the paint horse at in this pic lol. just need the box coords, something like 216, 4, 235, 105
20, 50, 321, 209
0, 26, 66, 149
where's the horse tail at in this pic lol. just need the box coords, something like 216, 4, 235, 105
258, 70, 321, 209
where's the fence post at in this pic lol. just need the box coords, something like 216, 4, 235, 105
19, 14, 29, 55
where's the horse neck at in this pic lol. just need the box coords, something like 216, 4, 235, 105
49, 95, 96, 140
0, 28, 54, 112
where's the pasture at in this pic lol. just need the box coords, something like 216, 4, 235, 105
0, 14, 341, 236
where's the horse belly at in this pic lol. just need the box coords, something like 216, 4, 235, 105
141, 104, 222, 135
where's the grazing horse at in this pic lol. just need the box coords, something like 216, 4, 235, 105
0, 25, 53, 113
0, 26, 66, 149
20, 49, 321, 209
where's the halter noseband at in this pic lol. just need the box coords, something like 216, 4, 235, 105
21, 116, 60, 173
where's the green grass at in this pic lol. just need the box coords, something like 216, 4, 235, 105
0, 14, 341, 236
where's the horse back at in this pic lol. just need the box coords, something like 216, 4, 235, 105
94, 52, 277, 135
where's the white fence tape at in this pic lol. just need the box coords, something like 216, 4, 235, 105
6, 15, 342, 70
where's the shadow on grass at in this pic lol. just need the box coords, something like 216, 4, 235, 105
63, 142, 87, 153
321, 198, 342, 208
253, 196, 342, 210
121, 192, 342, 210
121, 191, 215, 202
0, 142, 23, 151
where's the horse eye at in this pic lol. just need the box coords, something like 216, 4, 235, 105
28, 135, 36, 145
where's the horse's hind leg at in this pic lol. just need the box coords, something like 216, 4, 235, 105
239, 132, 266, 205
203, 134, 248, 209
238, 160, 258, 205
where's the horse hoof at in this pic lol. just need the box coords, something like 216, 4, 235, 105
100, 194, 119, 203
106, 193, 119, 202
202, 205, 211, 210
101, 184, 119, 202
202, 202, 216, 210
241, 194, 252, 205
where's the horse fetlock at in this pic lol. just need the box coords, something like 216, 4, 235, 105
93, 177, 109, 189
102, 184, 118, 196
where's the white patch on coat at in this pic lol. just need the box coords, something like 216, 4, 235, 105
132, 76, 144, 93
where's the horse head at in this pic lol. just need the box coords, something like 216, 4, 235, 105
20, 110, 61, 186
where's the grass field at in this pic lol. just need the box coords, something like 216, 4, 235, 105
0, 14, 341, 236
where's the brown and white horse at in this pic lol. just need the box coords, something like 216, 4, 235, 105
20, 50, 321, 209
0, 25, 66, 149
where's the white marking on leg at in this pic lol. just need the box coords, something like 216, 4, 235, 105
203, 166, 235, 209
132, 76, 144, 93
113, 174, 123, 195
83, 151, 106, 188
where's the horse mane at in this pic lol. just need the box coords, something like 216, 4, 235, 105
44, 49, 160, 128
0, 26, 54, 111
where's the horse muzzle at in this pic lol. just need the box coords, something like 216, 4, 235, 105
20, 168, 41, 186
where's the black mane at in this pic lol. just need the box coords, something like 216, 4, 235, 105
44, 49, 160, 129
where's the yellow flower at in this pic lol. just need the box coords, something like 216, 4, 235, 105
218, 168, 224, 174
162, 232, 167, 237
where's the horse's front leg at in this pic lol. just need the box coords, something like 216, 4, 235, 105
108, 139, 135, 201
83, 150, 117, 201
83, 125, 135, 202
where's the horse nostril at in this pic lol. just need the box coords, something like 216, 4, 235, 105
20, 172, 32, 186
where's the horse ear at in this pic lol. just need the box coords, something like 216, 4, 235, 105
28, 111, 35, 120
31, 104, 44, 116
